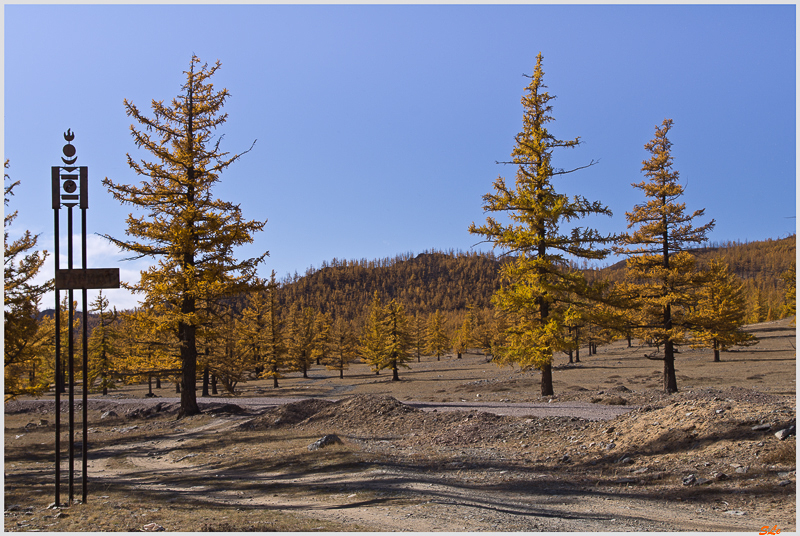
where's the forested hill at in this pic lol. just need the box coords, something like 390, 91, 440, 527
275, 250, 506, 322
277, 235, 795, 324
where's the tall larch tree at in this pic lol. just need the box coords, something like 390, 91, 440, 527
382, 299, 413, 381
469, 52, 614, 396
689, 258, 756, 361
360, 292, 388, 374
327, 316, 358, 379
4, 161, 52, 398
284, 304, 316, 379
781, 261, 796, 319
425, 309, 449, 361
239, 273, 286, 388
87, 291, 119, 394
101, 56, 268, 417
615, 119, 715, 393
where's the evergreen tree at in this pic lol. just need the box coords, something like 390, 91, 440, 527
689, 258, 756, 361
469, 52, 614, 396
425, 309, 449, 361
615, 119, 715, 393
101, 56, 267, 417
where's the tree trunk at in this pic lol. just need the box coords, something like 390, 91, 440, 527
392, 360, 400, 381
540, 363, 554, 396
178, 318, 201, 417
272, 365, 279, 388
202, 367, 210, 397
211, 374, 218, 395
148, 375, 153, 396
156, 376, 161, 389
457, 352, 462, 359
664, 339, 678, 393
568, 349, 573, 364
713, 338, 720, 362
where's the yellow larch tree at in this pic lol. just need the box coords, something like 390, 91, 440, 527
469, 52, 614, 396
690, 258, 757, 361
615, 119, 715, 393
425, 309, 449, 361
101, 56, 267, 417
4, 161, 53, 399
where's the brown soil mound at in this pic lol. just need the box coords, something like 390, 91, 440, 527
304, 394, 420, 427
242, 398, 335, 429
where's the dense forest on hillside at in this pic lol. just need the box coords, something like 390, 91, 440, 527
277, 235, 796, 327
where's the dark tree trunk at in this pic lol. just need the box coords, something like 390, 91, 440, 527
713, 339, 720, 362
392, 360, 400, 381
178, 317, 201, 417
211, 374, 218, 395
175, 381, 180, 393
148, 375, 153, 396
540, 364, 554, 396
568, 349, 573, 364
272, 365, 279, 388
202, 367, 210, 397
156, 376, 161, 389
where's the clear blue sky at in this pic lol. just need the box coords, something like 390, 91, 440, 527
4, 4, 796, 310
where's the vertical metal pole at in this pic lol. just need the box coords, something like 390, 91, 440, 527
67, 206, 74, 504
81, 207, 88, 503
53, 207, 61, 506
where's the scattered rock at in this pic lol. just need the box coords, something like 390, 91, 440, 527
778, 480, 792, 486
100, 410, 118, 420
308, 434, 343, 451
611, 385, 631, 393
142, 522, 165, 531
735, 466, 748, 474
714, 472, 729, 481
682, 474, 696, 486
774, 426, 796, 440
751, 423, 771, 431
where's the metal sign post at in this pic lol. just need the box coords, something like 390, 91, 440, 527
52, 130, 120, 506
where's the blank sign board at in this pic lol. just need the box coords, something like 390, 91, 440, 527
55, 268, 120, 290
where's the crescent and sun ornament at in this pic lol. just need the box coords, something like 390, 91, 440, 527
62, 129, 77, 165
